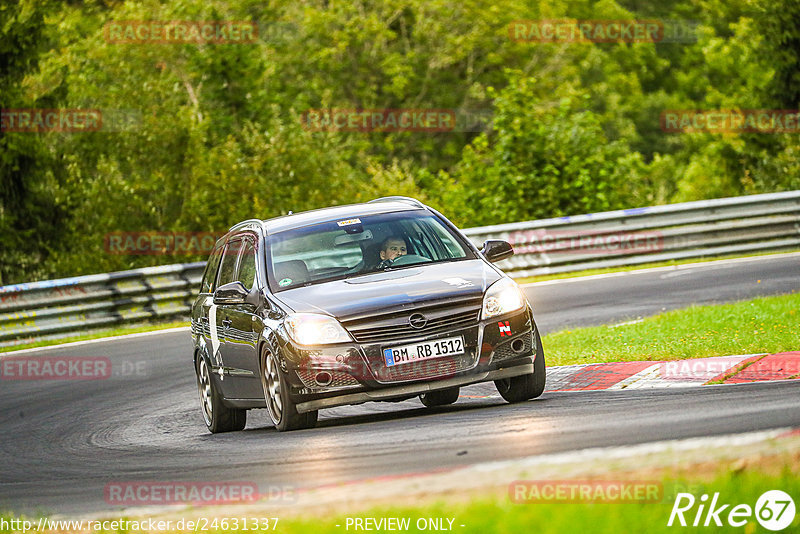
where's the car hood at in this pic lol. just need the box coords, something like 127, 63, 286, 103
273, 259, 502, 320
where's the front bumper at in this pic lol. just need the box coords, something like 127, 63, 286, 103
295, 361, 534, 413
279, 307, 537, 399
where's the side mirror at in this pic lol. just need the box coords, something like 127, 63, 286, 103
213, 281, 250, 305
481, 240, 514, 263
266, 300, 284, 320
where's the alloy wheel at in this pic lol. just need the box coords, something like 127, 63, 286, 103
197, 358, 213, 426
263, 349, 283, 424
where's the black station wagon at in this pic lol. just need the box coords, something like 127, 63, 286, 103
191, 197, 546, 432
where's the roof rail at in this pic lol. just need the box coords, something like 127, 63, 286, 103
367, 196, 426, 208
228, 219, 266, 232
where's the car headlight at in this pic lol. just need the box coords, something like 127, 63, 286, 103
284, 313, 352, 345
481, 278, 526, 319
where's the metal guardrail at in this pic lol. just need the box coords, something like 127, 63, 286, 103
1, 191, 798, 347
463, 190, 800, 277
0, 264, 206, 348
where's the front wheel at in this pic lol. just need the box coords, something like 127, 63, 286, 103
261, 346, 318, 432
196, 356, 246, 433
420, 387, 460, 407
495, 331, 546, 403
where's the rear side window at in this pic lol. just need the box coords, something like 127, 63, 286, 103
237, 239, 257, 290
216, 240, 242, 287
200, 245, 223, 293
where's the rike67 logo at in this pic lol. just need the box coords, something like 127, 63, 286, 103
668, 490, 796, 531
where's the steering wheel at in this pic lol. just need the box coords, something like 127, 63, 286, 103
390, 254, 431, 266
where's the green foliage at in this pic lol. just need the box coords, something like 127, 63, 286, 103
430, 76, 646, 226
0, 0, 65, 285
1, 0, 799, 283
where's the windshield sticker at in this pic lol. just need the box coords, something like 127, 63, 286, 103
443, 277, 474, 288
336, 218, 361, 226
279, 278, 292, 287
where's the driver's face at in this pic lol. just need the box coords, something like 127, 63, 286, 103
380, 240, 407, 261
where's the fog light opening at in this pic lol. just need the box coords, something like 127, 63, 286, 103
315, 371, 333, 387
511, 339, 525, 353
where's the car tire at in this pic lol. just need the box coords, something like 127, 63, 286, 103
261, 346, 318, 432
419, 387, 460, 407
495, 330, 546, 403
196, 356, 247, 433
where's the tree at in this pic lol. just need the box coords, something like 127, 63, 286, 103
429, 74, 646, 227
0, 0, 65, 285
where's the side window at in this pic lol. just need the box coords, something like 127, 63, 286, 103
428, 220, 467, 258
216, 240, 242, 288
237, 239, 257, 290
200, 245, 223, 293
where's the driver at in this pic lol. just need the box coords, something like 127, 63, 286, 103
377, 237, 407, 269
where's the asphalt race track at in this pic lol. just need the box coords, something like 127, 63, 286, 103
1, 254, 798, 515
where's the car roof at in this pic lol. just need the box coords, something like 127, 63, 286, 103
255, 200, 427, 236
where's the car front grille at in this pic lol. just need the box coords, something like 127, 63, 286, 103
340, 296, 483, 384
341, 297, 482, 344
371, 350, 476, 383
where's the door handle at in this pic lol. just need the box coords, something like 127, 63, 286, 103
222, 319, 232, 328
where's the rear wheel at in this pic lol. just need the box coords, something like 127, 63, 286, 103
495, 331, 546, 403
261, 346, 318, 432
420, 387, 460, 407
196, 357, 247, 433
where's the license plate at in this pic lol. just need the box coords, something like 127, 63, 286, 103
383, 336, 465, 367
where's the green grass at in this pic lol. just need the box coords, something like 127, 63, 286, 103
3, 466, 798, 533
516, 249, 799, 284
272, 469, 800, 534
543, 292, 799, 366
0, 320, 188, 353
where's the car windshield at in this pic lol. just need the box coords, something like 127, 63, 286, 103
267, 210, 475, 291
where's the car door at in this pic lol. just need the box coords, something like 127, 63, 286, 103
209, 238, 242, 397
217, 236, 264, 400
195, 241, 224, 361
